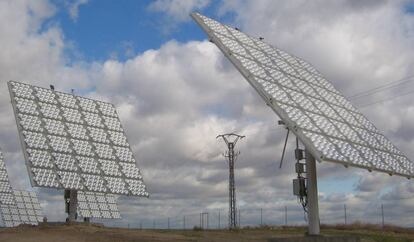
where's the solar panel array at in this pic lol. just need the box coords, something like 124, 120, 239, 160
0, 190, 43, 227
0, 151, 15, 205
8, 81, 149, 196
192, 13, 414, 178
77, 191, 120, 219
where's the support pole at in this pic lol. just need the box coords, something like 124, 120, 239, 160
260, 208, 263, 226
65, 189, 78, 222
207, 213, 209, 229
344, 204, 347, 225
183, 216, 186, 230
218, 210, 220, 229
306, 149, 320, 235
285, 206, 287, 226
200, 212, 208, 229
238, 209, 241, 228
217, 133, 244, 230
229, 142, 237, 228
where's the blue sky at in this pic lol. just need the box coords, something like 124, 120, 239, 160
48, 0, 231, 61
0, 0, 414, 228
406, 1, 414, 13
59, 0, 411, 225
49, 0, 414, 63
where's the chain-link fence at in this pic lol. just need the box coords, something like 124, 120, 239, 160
114, 203, 397, 230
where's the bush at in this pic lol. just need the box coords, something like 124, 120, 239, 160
193, 226, 203, 231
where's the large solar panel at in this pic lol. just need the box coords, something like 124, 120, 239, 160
8, 81, 149, 196
192, 13, 414, 178
0, 150, 15, 205
77, 191, 121, 219
0, 190, 43, 227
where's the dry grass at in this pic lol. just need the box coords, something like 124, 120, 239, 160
321, 222, 414, 235
0, 222, 412, 242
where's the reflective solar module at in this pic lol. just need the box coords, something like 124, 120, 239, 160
8, 81, 149, 196
0, 150, 15, 205
192, 13, 414, 178
77, 191, 120, 219
0, 190, 43, 227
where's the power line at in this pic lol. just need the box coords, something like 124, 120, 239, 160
348, 74, 414, 100
358, 88, 414, 108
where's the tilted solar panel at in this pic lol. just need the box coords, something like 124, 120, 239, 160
8, 81, 149, 196
0, 190, 43, 227
0, 150, 15, 205
192, 13, 414, 178
77, 191, 121, 219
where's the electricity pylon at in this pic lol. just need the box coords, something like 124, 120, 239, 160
217, 133, 245, 229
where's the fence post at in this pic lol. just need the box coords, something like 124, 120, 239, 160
207, 213, 209, 229
344, 204, 347, 225
238, 209, 241, 228
260, 208, 263, 226
183, 216, 186, 230
218, 210, 220, 229
285, 206, 287, 226
168, 217, 170, 230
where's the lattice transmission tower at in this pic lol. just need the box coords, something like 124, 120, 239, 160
217, 133, 245, 229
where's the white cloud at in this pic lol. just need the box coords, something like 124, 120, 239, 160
65, 0, 88, 22
0, 0, 414, 228
204, 0, 414, 226
148, 0, 210, 33
0, 0, 96, 222
148, 0, 209, 21
0, 0, 287, 225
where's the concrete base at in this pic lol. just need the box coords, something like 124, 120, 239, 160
268, 236, 360, 242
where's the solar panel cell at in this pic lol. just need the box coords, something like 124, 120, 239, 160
192, 12, 414, 178
8, 81, 148, 196
0, 191, 43, 227
77, 191, 120, 219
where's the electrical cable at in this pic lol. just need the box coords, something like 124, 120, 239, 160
348, 75, 414, 100
358, 88, 414, 108
279, 129, 290, 169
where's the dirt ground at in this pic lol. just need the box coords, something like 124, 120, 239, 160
0, 223, 413, 242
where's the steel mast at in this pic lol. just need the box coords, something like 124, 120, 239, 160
217, 133, 245, 229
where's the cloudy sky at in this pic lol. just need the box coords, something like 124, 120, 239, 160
1, 0, 414, 228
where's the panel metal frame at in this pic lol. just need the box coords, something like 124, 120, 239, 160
0, 149, 16, 205
8, 81, 149, 195
0, 190, 43, 227
77, 191, 121, 219
8, 83, 38, 189
191, 13, 413, 179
